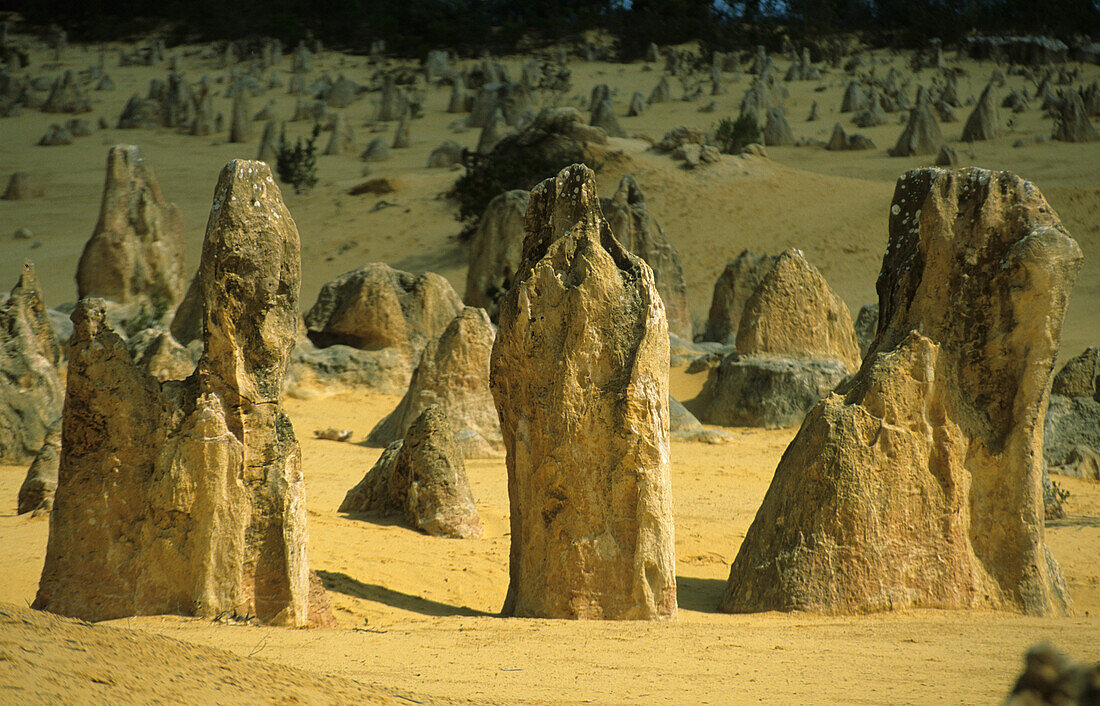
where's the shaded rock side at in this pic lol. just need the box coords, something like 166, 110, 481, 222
736, 249, 861, 372
703, 250, 777, 344
603, 174, 693, 341
1044, 348, 1100, 480
491, 164, 677, 620
34, 160, 330, 628
720, 167, 1081, 617
367, 307, 501, 458
339, 406, 482, 539
76, 145, 186, 314
17, 418, 60, 515
464, 189, 530, 320
0, 261, 64, 464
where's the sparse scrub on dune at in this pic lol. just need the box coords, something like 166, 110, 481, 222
714, 114, 761, 154
275, 123, 321, 194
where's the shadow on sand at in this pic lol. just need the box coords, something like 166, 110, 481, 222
317, 570, 492, 618
676, 575, 727, 614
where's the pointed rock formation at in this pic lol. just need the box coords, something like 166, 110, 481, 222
490, 164, 677, 620
591, 98, 625, 138
703, 250, 777, 344
1053, 91, 1099, 143
323, 113, 353, 155
228, 91, 250, 143
257, 120, 279, 163
76, 145, 186, 315
464, 189, 530, 319
648, 76, 671, 104
603, 175, 693, 341
0, 262, 63, 464
392, 113, 410, 148
825, 123, 875, 151
34, 160, 332, 627
737, 249, 861, 371
340, 406, 482, 539
17, 419, 60, 516
2, 171, 41, 200
719, 167, 1081, 616
961, 83, 1000, 141
762, 108, 795, 146
627, 91, 645, 117
367, 307, 500, 458
889, 98, 944, 156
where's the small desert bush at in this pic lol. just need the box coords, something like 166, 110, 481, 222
276, 123, 321, 194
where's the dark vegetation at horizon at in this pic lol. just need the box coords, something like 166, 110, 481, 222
7, 0, 1100, 58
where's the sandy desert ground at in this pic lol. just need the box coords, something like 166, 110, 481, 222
0, 37, 1098, 704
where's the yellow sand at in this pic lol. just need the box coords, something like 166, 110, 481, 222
0, 39, 1098, 704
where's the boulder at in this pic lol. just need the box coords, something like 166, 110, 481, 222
34, 160, 333, 627
490, 164, 677, 619
602, 175, 693, 341
367, 307, 501, 458
961, 83, 1000, 141
0, 262, 63, 464
427, 140, 464, 168
703, 250, 777, 344
17, 419, 60, 515
464, 189, 530, 319
736, 249, 861, 372
669, 395, 732, 443
304, 263, 463, 364
719, 167, 1081, 616
76, 145, 186, 316
339, 406, 482, 539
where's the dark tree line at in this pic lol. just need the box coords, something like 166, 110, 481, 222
8, 0, 1100, 57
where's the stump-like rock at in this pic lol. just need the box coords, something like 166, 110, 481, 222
76, 145, 186, 316
34, 160, 332, 627
719, 167, 1081, 616
464, 189, 530, 319
340, 406, 482, 539
0, 262, 63, 464
367, 307, 501, 458
490, 164, 677, 620
603, 175, 693, 341
703, 250, 777, 344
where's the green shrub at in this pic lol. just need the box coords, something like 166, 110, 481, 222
714, 114, 761, 154
276, 123, 321, 194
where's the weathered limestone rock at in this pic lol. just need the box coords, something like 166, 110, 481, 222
2, 171, 41, 200
464, 189, 530, 319
285, 339, 414, 398
490, 164, 677, 620
427, 140, 464, 168
37, 124, 73, 146
392, 113, 410, 148
228, 91, 250, 143
762, 108, 794, 146
840, 81, 866, 112
324, 113, 353, 155
736, 249, 861, 372
360, 137, 390, 162
1044, 348, 1100, 480
591, 98, 625, 138
339, 406, 482, 539
367, 307, 500, 458
648, 76, 671, 104
376, 75, 407, 121
126, 328, 198, 382
34, 160, 332, 627
936, 143, 959, 166
889, 99, 944, 157
447, 80, 472, 114
0, 263, 63, 465
603, 175, 693, 341
854, 302, 879, 357
257, 120, 279, 164
703, 250, 777, 344
42, 70, 91, 113
719, 167, 1081, 616
627, 91, 645, 117
825, 123, 875, 151
76, 145, 186, 316
17, 419, 60, 515
304, 263, 463, 363
1052, 91, 1099, 143
961, 83, 1001, 142
1004, 643, 1100, 706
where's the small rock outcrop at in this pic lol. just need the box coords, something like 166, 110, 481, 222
491, 164, 677, 620
464, 189, 530, 320
719, 167, 1080, 616
339, 406, 482, 539
1044, 348, 1100, 480
367, 307, 501, 458
0, 262, 64, 464
889, 99, 944, 157
1003, 643, 1100, 706
762, 108, 794, 146
76, 145, 186, 316
17, 419, 60, 515
825, 123, 875, 151
1053, 91, 1099, 143
961, 83, 1000, 141
34, 160, 333, 628
603, 175, 693, 341
703, 250, 777, 344
2, 172, 42, 200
